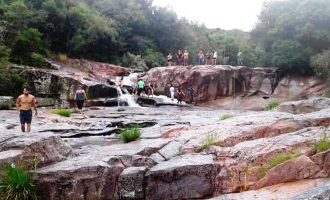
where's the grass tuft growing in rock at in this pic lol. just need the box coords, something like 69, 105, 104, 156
264, 100, 280, 111
219, 114, 233, 121
201, 133, 224, 150
120, 127, 141, 143
0, 164, 38, 200
313, 138, 330, 153
51, 108, 72, 117
269, 152, 301, 168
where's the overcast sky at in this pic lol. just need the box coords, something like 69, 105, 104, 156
152, 0, 273, 31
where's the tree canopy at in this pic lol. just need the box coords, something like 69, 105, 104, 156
0, 0, 329, 78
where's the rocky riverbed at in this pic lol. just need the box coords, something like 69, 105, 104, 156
0, 97, 330, 199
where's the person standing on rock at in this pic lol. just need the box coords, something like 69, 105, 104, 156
183, 50, 189, 66
198, 51, 205, 65
75, 85, 88, 114
212, 50, 218, 65
147, 82, 155, 97
137, 79, 145, 96
177, 88, 185, 104
206, 51, 211, 65
167, 53, 173, 66
176, 50, 183, 65
16, 87, 38, 132
170, 84, 175, 101
187, 87, 194, 104
237, 50, 243, 66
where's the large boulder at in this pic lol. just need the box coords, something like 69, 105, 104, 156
143, 65, 253, 103
118, 167, 147, 200
0, 96, 14, 109
145, 154, 218, 200
35, 157, 124, 200
252, 156, 321, 189
273, 76, 327, 99
20, 136, 75, 167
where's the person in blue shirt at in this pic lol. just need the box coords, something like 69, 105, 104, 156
75, 85, 88, 113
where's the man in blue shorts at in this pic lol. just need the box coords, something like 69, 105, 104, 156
16, 87, 38, 132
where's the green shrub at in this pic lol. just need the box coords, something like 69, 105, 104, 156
201, 133, 223, 149
120, 127, 141, 143
324, 90, 330, 98
269, 152, 300, 168
313, 138, 330, 153
310, 50, 330, 82
51, 108, 72, 117
0, 164, 37, 200
219, 114, 233, 121
10, 28, 47, 67
58, 54, 68, 62
264, 100, 280, 111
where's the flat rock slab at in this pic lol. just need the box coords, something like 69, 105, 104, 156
0, 149, 22, 168
146, 154, 218, 200
292, 180, 330, 200
224, 127, 328, 164
210, 178, 330, 200
0, 132, 57, 151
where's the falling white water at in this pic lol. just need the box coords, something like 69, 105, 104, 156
116, 86, 140, 107
122, 73, 139, 87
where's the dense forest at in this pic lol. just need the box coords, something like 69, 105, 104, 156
0, 0, 330, 96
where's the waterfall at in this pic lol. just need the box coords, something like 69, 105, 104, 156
116, 86, 140, 107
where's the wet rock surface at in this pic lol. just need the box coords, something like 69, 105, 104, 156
0, 98, 329, 199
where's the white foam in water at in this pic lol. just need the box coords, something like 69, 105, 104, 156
122, 73, 139, 87
116, 86, 140, 107
120, 94, 140, 107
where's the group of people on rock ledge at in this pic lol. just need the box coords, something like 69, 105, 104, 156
167, 49, 244, 66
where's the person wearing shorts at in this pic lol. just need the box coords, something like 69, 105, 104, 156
16, 87, 37, 132
75, 85, 88, 113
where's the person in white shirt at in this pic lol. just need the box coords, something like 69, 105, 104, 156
212, 50, 217, 65
170, 84, 175, 101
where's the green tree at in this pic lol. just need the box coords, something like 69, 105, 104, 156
310, 50, 330, 82
10, 28, 47, 66
252, 0, 330, 74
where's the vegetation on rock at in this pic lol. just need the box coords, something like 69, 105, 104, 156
120, 127, 141, 143
201, 133, 224, 150
264, 101, 280, 111
269, 152, 301, 168
219, 114, 233, 121
51, 108, 72, 117
312, 138, 330, 154
0, 164, 38, 200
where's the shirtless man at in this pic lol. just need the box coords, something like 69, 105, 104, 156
16, 87, 38, 132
